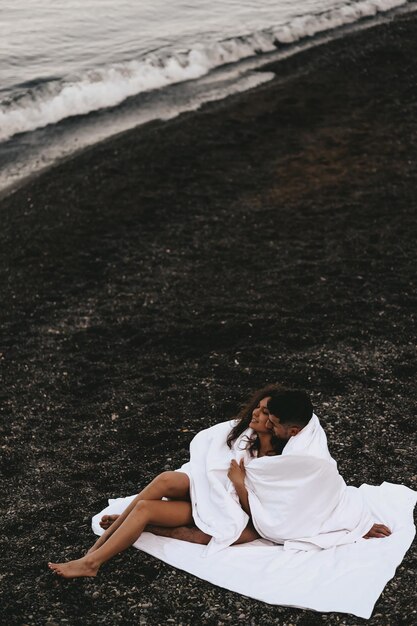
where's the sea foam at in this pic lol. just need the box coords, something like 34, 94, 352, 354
0, 0, 408, 142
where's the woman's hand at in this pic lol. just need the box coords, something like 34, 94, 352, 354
228, 459, 250, 515
228, 459, 246, 486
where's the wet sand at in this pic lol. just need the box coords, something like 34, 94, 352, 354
1, 11, 416, 626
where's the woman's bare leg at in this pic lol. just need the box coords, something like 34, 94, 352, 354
49, 499, 193, 579
92, 472, 190, 551
101, 471, 190, 527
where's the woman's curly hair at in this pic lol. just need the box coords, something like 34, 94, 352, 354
226, 383, 284, 456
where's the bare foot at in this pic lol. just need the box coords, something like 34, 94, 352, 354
363, 523, 391, 539
48, 556, 99, 579
100, 514, 119, 529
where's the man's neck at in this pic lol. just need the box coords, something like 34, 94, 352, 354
271, 436, 290, 455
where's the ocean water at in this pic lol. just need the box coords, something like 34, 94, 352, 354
0, 0, 413, 192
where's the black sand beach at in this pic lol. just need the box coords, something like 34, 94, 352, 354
1, 10, 416, 626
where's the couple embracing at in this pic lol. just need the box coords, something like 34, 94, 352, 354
49, 384, 390, 578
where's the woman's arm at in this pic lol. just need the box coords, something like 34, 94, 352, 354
88, 493, 143, 552
227, 459, 251, 516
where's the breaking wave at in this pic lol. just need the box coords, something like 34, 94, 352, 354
0, 0, 408, 142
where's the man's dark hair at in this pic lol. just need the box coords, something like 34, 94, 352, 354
267, 388, 313, 428
226, 384, 313, 454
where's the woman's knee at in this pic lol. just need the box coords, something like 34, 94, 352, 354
155, 471, 178, 484
154, 471, 188, 495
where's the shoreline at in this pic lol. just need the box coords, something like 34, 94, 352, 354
1, 2, 415, 204
1, 9, 416, 626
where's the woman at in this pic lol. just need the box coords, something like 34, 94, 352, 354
49, 385, 390, 577
48, 384, 282, 578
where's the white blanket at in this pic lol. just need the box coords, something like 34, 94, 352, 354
180, 416, 373, 554
92, 416, 416, 618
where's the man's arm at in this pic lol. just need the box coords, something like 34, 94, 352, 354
145, 521, 259, 544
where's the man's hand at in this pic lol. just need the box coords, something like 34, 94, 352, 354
228, 459, 246, 486
363, 523, 392, 539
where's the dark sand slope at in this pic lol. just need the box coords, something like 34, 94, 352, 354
1, 11, 416, 626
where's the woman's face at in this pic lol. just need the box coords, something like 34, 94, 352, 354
249, 396, 272, 434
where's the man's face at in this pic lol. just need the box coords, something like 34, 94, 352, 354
266, 413, 294, 440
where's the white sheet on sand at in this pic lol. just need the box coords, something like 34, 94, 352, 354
92, 416, 416, 619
